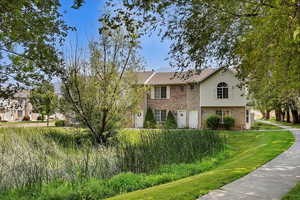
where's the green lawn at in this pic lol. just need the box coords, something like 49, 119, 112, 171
282, 182, 300, 200
107, 130, 294, 200
0, 120, 55, 125
251, 121, 282, 130
269, 119, 300, 128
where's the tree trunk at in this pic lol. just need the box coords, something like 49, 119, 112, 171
47, 114, 49, 127
287, 109, 291, 123
263, 110, 270, 120
275, 109, 281, 121
282, 111, 285, 122
291, 109, 299, 123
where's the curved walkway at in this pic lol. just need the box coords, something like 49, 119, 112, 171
197, 120, 300, 200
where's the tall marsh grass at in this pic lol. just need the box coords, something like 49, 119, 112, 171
0, 127, 226, 195
117, 130, 226, 173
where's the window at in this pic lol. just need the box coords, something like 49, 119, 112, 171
217, 82, 228, 99
180, 85, 185, 92
190, 84, 195, 90
155, 110, 167, 122
216, 110, 230, 123
246, 110, 249, 123
154, 86, 167, 99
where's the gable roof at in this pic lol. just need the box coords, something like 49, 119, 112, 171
136, 68, 218, 85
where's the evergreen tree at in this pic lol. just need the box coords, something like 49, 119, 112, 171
143, 108, 156, 128
165, 111, 177, 129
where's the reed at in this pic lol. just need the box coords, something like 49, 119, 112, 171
0, 127, 226, 194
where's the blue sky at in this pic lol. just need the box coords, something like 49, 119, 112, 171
60, 0, 172, 71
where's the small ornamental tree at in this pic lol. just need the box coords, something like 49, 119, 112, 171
165, 111, 177, 129
143, 108, 156, 128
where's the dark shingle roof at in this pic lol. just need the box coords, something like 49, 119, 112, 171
136, 68, 217, 85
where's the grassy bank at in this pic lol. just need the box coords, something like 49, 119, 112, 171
251, 121, 282, 130
0, 128, 226, 200
269, 119, 300, 128
282, 182, 300, 200
108, 130, 294, 200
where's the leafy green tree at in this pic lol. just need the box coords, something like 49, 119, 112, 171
30, 81, 58, 126
0, 0, 84, 97
144, 108, 156, 128
61, 29, 145, 144
165, 111, 177, 129
103, 0, 300, 122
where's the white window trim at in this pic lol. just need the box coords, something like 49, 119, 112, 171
155, 109, 167, 122
217, 82, 229, 99
216, 109, 231, 123
154, 86, 167, 99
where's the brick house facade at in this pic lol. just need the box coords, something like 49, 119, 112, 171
133, 68, 253, 129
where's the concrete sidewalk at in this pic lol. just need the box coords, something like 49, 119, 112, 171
197, 120, 300, 200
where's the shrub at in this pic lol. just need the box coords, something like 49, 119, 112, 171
143, 108, 156, 128
55, 120, 66, 127
22, 115, 30, 121
164, 111, 177, 129
223, 116, 235, 130
206, 115, 220, 130
37, 115, 44, 121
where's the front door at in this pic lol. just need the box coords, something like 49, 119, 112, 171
177, 110, 186, 128
135, 111, 144, 128
189, 110, 198, 129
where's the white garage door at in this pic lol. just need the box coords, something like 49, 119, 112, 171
135, 111, 144, 128
189, 111, 198, 129
177, 110, 186, 128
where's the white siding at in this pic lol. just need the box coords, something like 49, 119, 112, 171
200, 70, 247, 107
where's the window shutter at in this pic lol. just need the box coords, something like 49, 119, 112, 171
166, 86, 170, 99
151, 87, 155, 99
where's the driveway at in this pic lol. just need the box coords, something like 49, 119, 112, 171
197, 120, 300, 200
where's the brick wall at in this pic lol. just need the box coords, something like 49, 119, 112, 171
201, 107, 246, 129
147, 85, 187, 111
186, 83, 200, 110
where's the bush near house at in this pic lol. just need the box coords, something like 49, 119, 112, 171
206, 115, 221, 130
22, 115, 30, 121
143, 108, 156, 128
55, 120, 66, 127
223, 116, 235, 130
164, 111, 177, 129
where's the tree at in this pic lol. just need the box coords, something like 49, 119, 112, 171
61, 30, 145, 144
143, 108, 156, 128
103, 0, 300, 122
30, 81, 58, 126
165, 111, 177, 129
0, 0, 84, 97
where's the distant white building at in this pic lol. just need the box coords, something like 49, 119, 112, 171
0, 91, 39, 121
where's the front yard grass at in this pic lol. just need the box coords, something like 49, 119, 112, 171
251, 121, 283, 130
0, 120, 55, 125
282, 182, 300, 200
107, 130, 294, 200
269, 119, 300, 129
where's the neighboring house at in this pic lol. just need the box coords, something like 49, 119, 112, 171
0, 91, 39, 121
133, 68, 253, 129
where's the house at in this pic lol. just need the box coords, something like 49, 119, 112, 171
133, 68, 253, 129
0, 91, 39, 121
